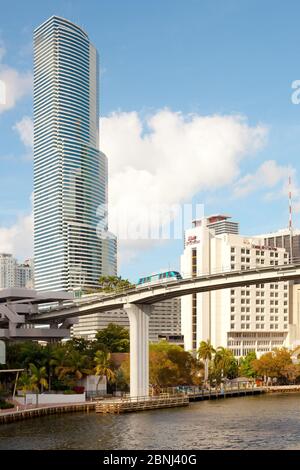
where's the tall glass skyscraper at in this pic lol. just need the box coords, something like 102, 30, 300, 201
34, 16, 116, 291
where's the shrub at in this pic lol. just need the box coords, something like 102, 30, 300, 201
0, 400, 14, 409
63, 390, 76, 395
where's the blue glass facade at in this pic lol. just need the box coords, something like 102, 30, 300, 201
34, 16, 117, 291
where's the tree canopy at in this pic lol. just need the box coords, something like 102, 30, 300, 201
94, 323, 130, 353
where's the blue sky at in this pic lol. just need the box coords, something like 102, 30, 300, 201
1, 0, 300, 282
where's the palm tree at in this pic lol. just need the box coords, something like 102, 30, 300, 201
17, 372, 32, 405
28, 363, 49, 406
197, 340, 215, 383
59, 350, 92, 381
41, 344, 54, 391
94, 350, 116, 394
213, 347, 237, 381
50, 346, 69, 380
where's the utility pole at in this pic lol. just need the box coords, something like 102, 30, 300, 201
289, 176, 293, 263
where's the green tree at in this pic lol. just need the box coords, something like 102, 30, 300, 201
66, 337, 91, 354
197, 340, 215, 383
239, 351, 257, 378
212, 347, 238, 381
87, 276, 135, 294
94, 324, 130, 353
17, 373, 32, 405
29, 364, 48, 392
149, 342, 198, 389
94, 350, 116, 393
59, 350, 92, 381
252, 348, 293, 384
28, 363, 49, 406
50, 345, 69, 380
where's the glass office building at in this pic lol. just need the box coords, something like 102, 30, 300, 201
34, 16, 116, 291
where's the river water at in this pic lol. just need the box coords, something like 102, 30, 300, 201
1, 393, 300, 450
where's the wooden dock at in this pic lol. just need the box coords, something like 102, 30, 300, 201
0, 402, 96, 425
95, 394, 189, 414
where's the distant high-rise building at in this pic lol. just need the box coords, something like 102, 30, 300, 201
33, 16, 116, 292
0, 254, 17, 288
17, 259, 35, 289
0, 254, 34, 289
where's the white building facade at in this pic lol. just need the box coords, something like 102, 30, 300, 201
71, 296, 181, 343
0, 254, 34, 289
181, 215, 290, 357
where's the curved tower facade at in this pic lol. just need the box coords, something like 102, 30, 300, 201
34, 16, 116, 291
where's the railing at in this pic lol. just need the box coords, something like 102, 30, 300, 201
36, 258, 300, 314
158, 381, 260, 397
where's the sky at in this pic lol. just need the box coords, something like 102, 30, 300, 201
1, 0, 300, 282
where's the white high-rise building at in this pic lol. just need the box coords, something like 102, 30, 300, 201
181, 215, 290, 357
0, 254, 34, 289
17, 259, 35, 289
0, 254, 18, 288
33, 16, 116, 292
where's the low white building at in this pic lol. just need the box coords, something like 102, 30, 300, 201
181, 215, 290, 357
71, 296, 181, 343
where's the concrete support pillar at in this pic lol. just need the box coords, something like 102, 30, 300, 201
124, 303, 152, 397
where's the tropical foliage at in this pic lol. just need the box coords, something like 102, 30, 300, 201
251, 348, 300, 384
2, 326, 300, 399
94, 323, 130, 353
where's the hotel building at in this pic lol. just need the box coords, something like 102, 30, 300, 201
181, 215, 291, 357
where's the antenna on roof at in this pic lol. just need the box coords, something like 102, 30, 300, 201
289, 175, 293, 262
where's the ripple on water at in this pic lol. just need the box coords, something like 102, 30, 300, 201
1, 393, 300, 449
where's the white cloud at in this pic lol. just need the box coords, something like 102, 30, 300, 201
0, 66, 32, 113
13, 116, 34, 150
0, 109, 268, 266
0, 212, 33, 261
100, 109, 267, 264
233, 160, 296, 199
